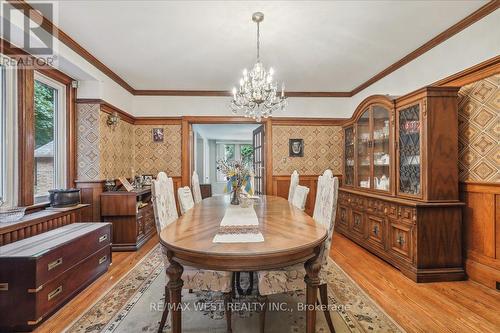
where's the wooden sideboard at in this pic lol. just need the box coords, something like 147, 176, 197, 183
0, 204, 87, 246
100, 188, 155, 251
0, 223, 111, 331
337, 87, 465, 282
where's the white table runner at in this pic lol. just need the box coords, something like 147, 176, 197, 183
212, 205, 264, 243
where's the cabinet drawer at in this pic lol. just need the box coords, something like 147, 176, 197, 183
337, 205, 350, 229
34, 245, 111, 323
35, 224, 111, 287
367, 215, 385, 249
398, 206, 416, 223
389, 221, 412, 261
350, 210, 365, 238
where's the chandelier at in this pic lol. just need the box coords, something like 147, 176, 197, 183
230, 12, 287, 122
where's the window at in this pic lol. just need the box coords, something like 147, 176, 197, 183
0, 57, 18, 207
0, 65, 4, 203
33, 72, 66, 203
240, 144, 253, 166
216, 142, 253, 182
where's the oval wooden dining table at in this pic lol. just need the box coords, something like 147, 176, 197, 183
159, 195, 327, 333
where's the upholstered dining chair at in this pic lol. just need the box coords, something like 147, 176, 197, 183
192, 171, 203, 204
288, 170, 299, 203
257, 169, 339, 333
291, 184, 309, 211
152, 172, 234, 332
177, 186, 195, 215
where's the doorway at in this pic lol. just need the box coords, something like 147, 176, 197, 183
191, 123, 263, 196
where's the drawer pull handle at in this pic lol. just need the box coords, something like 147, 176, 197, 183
99, 255, 107, 265
373, 225, 379, 236
48, 258, 63, 271
397, 234, 405, 246
0, 283, 8, 291
99, 234, 108, 243
48, 285, 63, 301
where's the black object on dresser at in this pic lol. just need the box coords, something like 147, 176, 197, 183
0, 223, 112, 332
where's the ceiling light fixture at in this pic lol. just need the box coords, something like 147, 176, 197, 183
230, 12, 287, 122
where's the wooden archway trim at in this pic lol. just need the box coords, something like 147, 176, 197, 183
180, 116, 274, 195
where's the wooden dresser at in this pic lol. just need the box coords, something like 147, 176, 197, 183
337, 87, 465, 282
100, 188, 155, 251
0, 223, 111, 331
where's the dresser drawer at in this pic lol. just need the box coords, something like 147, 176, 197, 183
389, 221, 413, 261
367, 215, 385, 250
35, 224, 111, 287
350, 210, 366, 238
337, 205, 350, 229
33, 246, 111, 322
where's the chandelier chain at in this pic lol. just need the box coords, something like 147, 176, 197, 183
256, 21, 260, 61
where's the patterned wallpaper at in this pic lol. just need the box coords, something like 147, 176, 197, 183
98, 112, 134, 179
76, 104, 100, 180
76, 105, 183, 180
272, 125, 343, 175
458, 74, 499, 183
133, 125, 182, 177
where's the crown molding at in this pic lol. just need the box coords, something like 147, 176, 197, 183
7, 0, 499, 97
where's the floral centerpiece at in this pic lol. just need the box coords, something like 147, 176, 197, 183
217, 160, 254, 205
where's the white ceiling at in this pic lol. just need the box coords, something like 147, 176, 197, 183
53, 0, 487, 91
193, 124, 259, 141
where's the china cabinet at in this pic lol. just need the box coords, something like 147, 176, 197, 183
337, 87, 464, 282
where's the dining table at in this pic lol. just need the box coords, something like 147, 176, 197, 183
159, 195, 327, 333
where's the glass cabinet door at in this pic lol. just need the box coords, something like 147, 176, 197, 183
372, 106, 391, 192
344, 127, 354, 186
398, 104, 421, 196
356, 110, 370, 188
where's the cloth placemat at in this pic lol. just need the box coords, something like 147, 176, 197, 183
213, 205, 264, 243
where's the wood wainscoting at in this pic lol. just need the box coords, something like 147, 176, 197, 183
460, 181, 500, 290
272, 174, 342, 216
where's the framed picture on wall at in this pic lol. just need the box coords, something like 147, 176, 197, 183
152, 128, 164, 142
289, 139, 304, 157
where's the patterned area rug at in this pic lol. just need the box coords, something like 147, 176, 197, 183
64, 245, 404, 333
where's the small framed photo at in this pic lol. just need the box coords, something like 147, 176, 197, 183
289, 139, 304, 157
143, 174, 154, 186
152, 128, 164, 142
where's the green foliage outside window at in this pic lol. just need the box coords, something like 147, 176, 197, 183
34, 80, 55, 149
241, 144, 253, 166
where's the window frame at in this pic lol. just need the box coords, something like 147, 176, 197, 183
33, 71, 67, 203
0, 55, 18, 207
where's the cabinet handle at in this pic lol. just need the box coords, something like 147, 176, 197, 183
373, 225, 379, 236
99, 234, 108, 243
0, 283, 8, 291
99, 255, 107, 265
397, 234, 405, 246
48, 258, 63, 271
48, 285, 63, 301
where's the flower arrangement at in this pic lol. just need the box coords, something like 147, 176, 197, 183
217, 160, 254, 204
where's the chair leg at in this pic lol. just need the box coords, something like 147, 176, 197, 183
189, 289, 193, 293
258, 295, 268, 333
319, 284, 335, 333
158, 285, 170, 333
223, 292, 233, 333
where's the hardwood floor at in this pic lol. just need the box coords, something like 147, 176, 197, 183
330, 234, 500, 333
36, 233, 499, 333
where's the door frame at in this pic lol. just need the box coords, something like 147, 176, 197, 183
181, 116, 273, 195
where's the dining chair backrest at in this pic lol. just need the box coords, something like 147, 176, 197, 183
312, 169, 339, 264
291, 185, 309, 211
288, 170, 299, 203
166, 177, 179, 220
192, 171, 202, 204
152, 172, 178, 234
177, 186, 195, 215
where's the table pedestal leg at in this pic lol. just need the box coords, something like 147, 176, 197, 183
166, 252, 184, 333
304, 256, 321, 333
